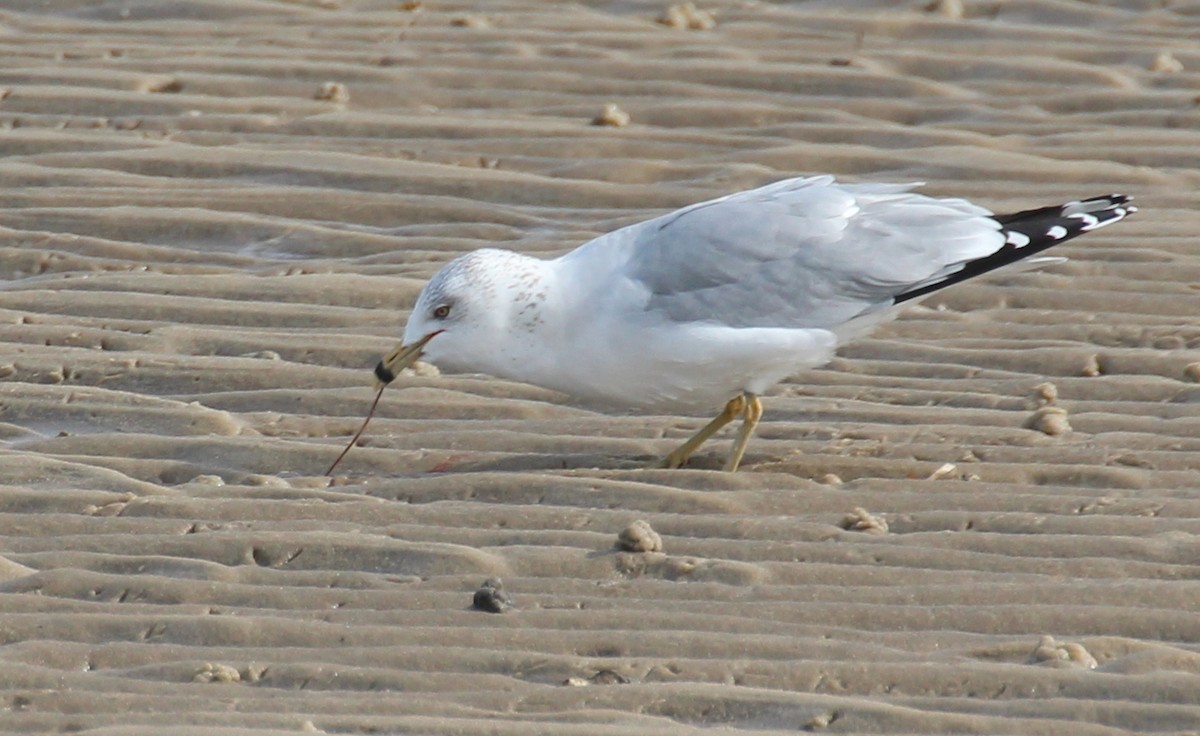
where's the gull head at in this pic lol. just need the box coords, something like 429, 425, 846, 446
375, 248, 549, 387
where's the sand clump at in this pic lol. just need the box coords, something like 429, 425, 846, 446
804, 711, 842, 731
841, 507, 888, 535
451, 15, 491, 29
1029, 636, 1099, 669
193, 662, 242, 683
1025, 406, 1072, 436
137, 75, 183, 94
617, 520, 664, 552
565, 669, 630, 686
314, 82, 349, 104
1030, 381, 1058, 406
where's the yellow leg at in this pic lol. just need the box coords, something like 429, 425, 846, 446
659, 394, 746, 469
723, 393, 763, 472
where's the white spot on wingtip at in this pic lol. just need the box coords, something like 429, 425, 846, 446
1047, 225, 1068, 239
1005, 230, 1031, 248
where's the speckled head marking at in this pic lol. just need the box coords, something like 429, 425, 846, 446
402, 248, 552, 375
411, 250, 501, 324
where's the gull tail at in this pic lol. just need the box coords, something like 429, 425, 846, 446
894, 194, 1137, 304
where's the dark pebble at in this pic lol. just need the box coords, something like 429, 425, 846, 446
472, 577, 514, 613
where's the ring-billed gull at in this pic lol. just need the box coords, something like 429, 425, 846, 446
343, 175, 1136, 473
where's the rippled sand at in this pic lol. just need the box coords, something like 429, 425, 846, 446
2, 1, 1199, 734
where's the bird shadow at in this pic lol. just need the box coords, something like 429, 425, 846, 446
421, 451, 731, 474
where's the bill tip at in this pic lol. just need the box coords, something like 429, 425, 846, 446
374, 361, 396, 386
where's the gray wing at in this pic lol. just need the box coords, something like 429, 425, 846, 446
621, 175, 1005, 330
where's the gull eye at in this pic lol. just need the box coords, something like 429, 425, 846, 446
432, 304, 451, 319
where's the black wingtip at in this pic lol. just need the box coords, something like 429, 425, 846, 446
894, 193, 1137, 304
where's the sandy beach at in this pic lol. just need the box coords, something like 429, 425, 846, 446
1, 0, 1199, 733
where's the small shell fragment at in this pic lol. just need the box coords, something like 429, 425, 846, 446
925, 0, 964, 19
927, 462, 957, 480
657, 2, 716, 30
1150, 51, 1184, 73
314, 81, 349, 104
592, 103, 630, 127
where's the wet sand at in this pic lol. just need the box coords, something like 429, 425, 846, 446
2, 1, 1200, 733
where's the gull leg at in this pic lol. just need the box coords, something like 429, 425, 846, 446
723, 392, 763, 472
659, 395, 746, 469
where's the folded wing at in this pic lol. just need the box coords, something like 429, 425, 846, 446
619, 176, 1133, 332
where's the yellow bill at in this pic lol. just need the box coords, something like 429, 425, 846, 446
373, 330, 440, 389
